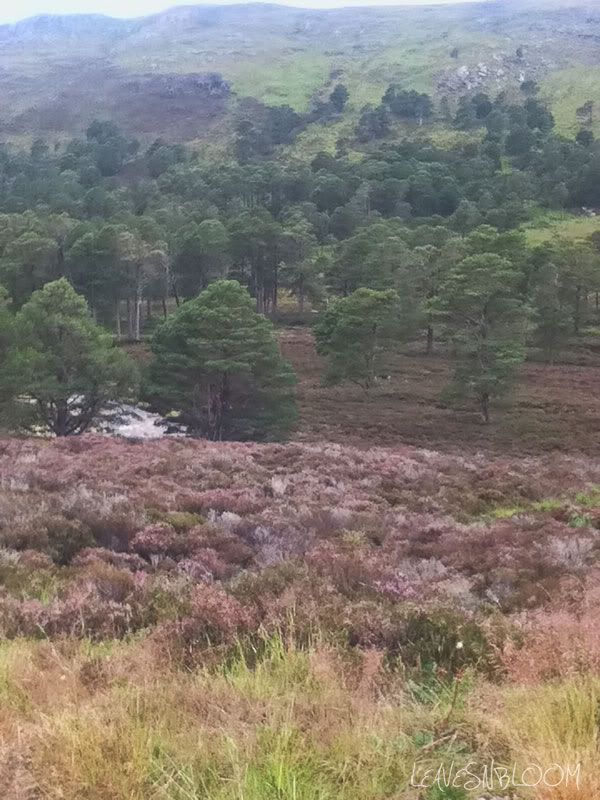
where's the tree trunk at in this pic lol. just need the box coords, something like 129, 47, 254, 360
256, 286, 264, 315
57, 241, 65, 278
54, 401, 69, 437
135, 294, 141, 342
426, 324, 434, 355
272, 266, 278, 312
480, 392, 490, 424
207, 375, 230, 440
133, 263, 142, 342
574, 287, 581, 335
126, 298, 134, 340
115, 300, 122, 339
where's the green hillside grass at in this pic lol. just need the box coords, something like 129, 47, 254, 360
227, 51, 331, 112
522, 210, 600, 246
542, 66, 600, 138
1, 1, 600, 145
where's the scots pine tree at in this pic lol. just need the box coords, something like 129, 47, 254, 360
433, 254, 528, 422
148, 280, 297, 440
531, 261, 572, 364
314, 288, 403, 391
12, 278, 135, 435
0, 287, 16, 420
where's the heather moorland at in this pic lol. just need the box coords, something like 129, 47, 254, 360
0, 428, 599, 797
1, 0, 600, 797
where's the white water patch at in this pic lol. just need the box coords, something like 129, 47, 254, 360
93, 404, 185, 439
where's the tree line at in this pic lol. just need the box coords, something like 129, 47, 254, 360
0, 82, 599, 436
0, 278, 296, 440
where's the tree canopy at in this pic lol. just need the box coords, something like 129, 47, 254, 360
315, 288, 404, 391
9, 278, 136, 435
148, 280, 297, 440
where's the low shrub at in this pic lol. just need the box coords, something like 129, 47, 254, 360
155, 583, 256, 666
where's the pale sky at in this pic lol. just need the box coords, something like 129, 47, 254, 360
2, 0, 485, 25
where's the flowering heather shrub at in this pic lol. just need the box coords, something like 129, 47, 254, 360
503, 610, 600, 682
0, 595, 43, 638
229, 562, 306, 611
376, 572, 421, 601
546, 534, 595, 568
158, 511, 204, 532
61, 486, 140, 552
1, 514, 94, 565
188, 583, 255, 635
49, 591, 136, 638
156, 583, 256, 665
0, 548, 21, 567
257, 580, 494, 676
306, 540, 384, 596
333, 599, 495, 675
139, 574, 192, 626
177, 548, 234, 581
0, 561, 63, 609
44, 517, 96, 565
131, 524, 181, 559
0, 512, 53, 553
72, 547, 148, 572
200, 527, 255, 567
245, 524, 298, 566
207, 510, 243, 531
77, 562, 136, 603
185, 488, 266, 516
250, 577, 346, 647
14, 549, 54, 570
0, 435, 600, 671
502, 567, 600, 682
0, 588, 136, 639
296, 508, 358, 538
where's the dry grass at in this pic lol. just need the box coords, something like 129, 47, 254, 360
476, 678, 600, 800
0, 635, 596, 799
0, 637, 423, 799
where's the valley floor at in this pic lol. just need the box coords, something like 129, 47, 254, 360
282, 327, 600, 455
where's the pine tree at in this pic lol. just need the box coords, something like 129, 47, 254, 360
531, 261, 572, 364
11, 278, 135, 435
314, 288, 403, 391
433, 254, 528, 422
148, 280, 297, 441
329, 84, 349, 113
0, 287, 16, 420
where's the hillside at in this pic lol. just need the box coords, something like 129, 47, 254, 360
1, 0, 600, 153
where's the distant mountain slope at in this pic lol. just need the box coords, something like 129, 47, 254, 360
0, 1, 599, 151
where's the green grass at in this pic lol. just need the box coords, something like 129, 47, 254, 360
484, 483, 600, 522
226, 52, 332, 112
284, 118, 355, 160
0, 634, 598, 798
487, 497, 564, 520
521, 210, 600, 246
542, 66, 600, 138
0, 636, 472, 799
